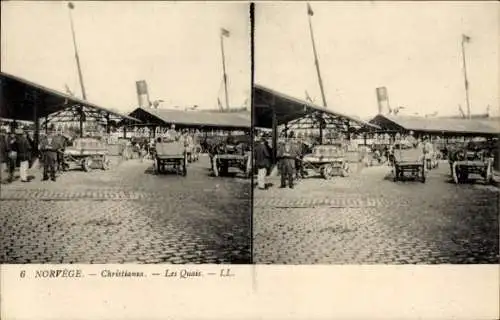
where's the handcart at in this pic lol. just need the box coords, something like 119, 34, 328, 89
393, 150, 426, 183
154, 138, 187, 176
301, 144, 350, 180
452, 150, 493, 184
62, 137, 110, 172
212, 143, 252, 178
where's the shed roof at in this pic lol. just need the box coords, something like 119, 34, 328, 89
253, 84, 378, 130
0, 71, 138, 122
128, 107, 250, 130
370, 114, 500, 136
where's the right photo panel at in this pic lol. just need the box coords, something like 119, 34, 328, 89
252, 2, 499, 264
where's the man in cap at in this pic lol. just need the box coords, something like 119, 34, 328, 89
165, 124, 178, 142
277, 135, 298, 189
254, 133, 271, 190
14, 128, 32, 182
39, 130, 58, 181
0, 128, 8, 183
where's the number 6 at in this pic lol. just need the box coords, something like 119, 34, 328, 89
20, 270, 26, 278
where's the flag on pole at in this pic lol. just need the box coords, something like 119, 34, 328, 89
462, 34, 471, 43
307, 3, 314, 16
221, 28, 230, 37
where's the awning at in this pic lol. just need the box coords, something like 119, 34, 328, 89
0, 72, 139, 123
253, 84, 378, 131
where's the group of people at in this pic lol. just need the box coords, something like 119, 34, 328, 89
254, 131, 307, 190
0, 127, 68, 183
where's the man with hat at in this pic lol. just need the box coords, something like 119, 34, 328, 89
39, 130, 58, 181
254, 133, 271, 190
277, 134, 298, 189
0, 128, 8, 183
13, 127, 32, 182
165, 124, 178, 142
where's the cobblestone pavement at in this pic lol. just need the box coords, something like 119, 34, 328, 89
0, 155, 251, 264
254, 162, 499, 264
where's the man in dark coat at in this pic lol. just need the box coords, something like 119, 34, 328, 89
39, 131, 58, 181
277, 138, 298, 189
0, 129, 8, 182
14, 128, 32, 182
6, 132, 17, 182
254, 136, 271, 190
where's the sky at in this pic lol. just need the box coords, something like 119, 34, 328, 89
1, 1, 250, 113
256, 1, 499, 118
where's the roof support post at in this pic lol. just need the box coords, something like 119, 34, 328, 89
106, 112, 111, 134
79, 105, 84, 137
272, 106, 278, 164
32, 89, 40, 153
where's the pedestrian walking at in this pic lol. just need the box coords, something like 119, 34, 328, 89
39, 131, 57, 181
254, 135, 271, 190
14, 128, 32, 182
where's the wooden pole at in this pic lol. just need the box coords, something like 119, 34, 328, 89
68, 3, 87, 100
461, 36, 471, 119
308, 13, 327, 108
272, 108, 278, 164
220, 34, 230, 110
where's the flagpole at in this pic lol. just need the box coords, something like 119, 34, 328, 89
220, 31, 230, 110
307, 5, 327, 108
68, 2, 86, 100
461, 35, 471, 119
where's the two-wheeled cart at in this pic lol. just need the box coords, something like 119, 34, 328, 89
62, 138, 110, 172
154, 139, 187, 176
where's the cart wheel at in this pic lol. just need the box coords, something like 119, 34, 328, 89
341, 162, 350, 177
153, 160, 158, 174
101, 156, 110, 170
213, 156, 219, 177
82, 157, 93, 172
220, 163, 229, 176
485, 161, 493, 184
321, 164, 334, 180
245, 155, 252, 178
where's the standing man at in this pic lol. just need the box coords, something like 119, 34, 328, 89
0, 128, 8, 183
422, 137, 433, 171
277, 137, 297, 189
39, 130, 57, 181
14, 128, 32, 182
165, 124, 178, 142
6, 131, 17, 183
254, 135, 271, 190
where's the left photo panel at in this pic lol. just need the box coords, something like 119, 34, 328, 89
0, 2, 252, 264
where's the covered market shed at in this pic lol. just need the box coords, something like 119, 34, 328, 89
1, 71, 139, 145
369, 114, 500, 138
125, 107, 251, 135
253, 84, 378, 161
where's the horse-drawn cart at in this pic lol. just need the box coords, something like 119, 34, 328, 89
393, 150, 426, 183
301, 144, 350, 180
62, 137, 110, 172
154, 138, 187, 176
452, 150, 493, 184
212, 144, 252, 178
